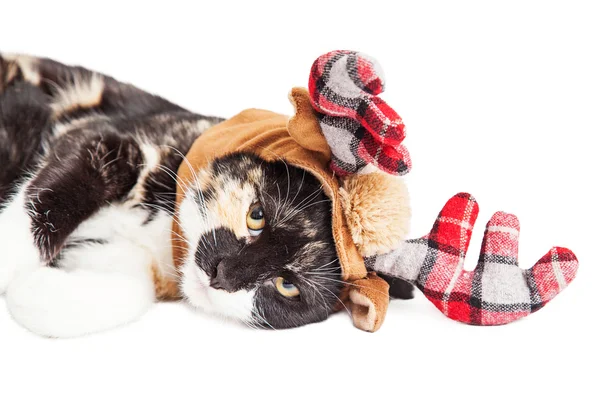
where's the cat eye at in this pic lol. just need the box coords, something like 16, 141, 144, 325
274, 277, 300, 298
246, 203, 266, 236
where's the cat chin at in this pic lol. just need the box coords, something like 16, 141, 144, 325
180, 260, 255, 323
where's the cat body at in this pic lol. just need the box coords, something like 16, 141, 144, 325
0, 54, 226, 336
0, 54, 411, 337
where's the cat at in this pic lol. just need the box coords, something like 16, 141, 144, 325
0, 53, 412, 337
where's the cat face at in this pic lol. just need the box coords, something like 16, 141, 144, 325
177, 153, 342, 329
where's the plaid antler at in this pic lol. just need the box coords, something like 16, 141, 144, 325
308, 50, 411, 176
304, 50, 578, 326
368, 193, 579, 325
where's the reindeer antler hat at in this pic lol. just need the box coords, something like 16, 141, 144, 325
173, 50, 578, 331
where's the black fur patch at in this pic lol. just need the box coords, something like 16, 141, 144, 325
0, 81, 52, 202
379, 274, 415, 300
26, 132, 142, 261
1, 53, 221, 263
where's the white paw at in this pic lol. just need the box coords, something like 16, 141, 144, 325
6, 267, 155, 338
0, 189, 44, 294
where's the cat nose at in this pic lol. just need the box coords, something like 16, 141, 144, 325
209, 260, 235, 292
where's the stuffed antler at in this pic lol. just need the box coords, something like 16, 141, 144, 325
309, 50, 411, 176
306, 50, 578, 326
368, 193, 579, 325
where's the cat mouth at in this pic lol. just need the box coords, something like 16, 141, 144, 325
193, 264, 211, 287
191, 266, 227, 305
189, 268, 218, 311
186, 263, 255, 321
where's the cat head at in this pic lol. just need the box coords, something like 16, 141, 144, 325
173, 50, 412, 332
176, 152, 343, 328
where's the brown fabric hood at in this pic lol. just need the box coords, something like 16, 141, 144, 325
172, 88, 389, 331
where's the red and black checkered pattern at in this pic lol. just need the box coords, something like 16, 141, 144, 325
306, 50, 578, 325
308, 50, 411, 176
369, 193, 579, 325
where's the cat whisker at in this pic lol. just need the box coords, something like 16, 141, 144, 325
312, 276, 393, 298
241, 318, 260, 331
152, 164, 194, 202
156, 269, 182, 280
305, 269, 341, 276
275, 185, 324, 226
158, 145, 219, 247
275, 181, 283, 222
288, 169, 305, 210
299, 277, 331, 318
277, 199, 331, 226
291, 184, 323, 210
252, 144, 293, 216
300, 275, 351, 317
136, 202, 173, 216
252, 307, 277, 331
309, 258, 340, 271
100, 154, 121, 172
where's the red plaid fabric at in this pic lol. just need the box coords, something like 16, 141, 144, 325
369, 193, 579, 325
305, 50, 578, 325
308, 50, 411, 176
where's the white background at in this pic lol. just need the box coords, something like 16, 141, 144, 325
1, 1, 598, 399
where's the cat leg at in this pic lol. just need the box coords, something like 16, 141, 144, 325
0, 132, 142, 293
378, 274, 415, 300
27, 132, 142, 261
5, 240, 156, 338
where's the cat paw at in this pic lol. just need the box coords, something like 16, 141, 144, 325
0, 190, 44, 294
6, 267, 155, 338
6, 268, 74, 337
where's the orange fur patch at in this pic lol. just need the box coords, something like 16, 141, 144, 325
151, 263, 181, 301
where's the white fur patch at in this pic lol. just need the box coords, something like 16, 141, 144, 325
52, 113, 108, 138
196, 119, 214, 132
180, 258, 255, 322
64, 203, 175, 278
0, 187, 44, 294
6, 267, 155, 338
124, 143, 162, 206
50, 73, 104, 118
2, 185, 176, 337
178, 192, 215, 245
4, 203, 174, 338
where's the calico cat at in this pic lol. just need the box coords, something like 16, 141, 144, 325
0, 54, 412, 337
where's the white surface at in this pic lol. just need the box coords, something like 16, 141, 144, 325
0, 1, 597, 399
